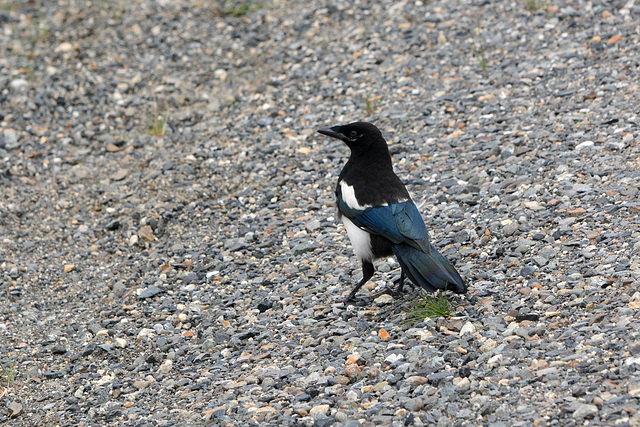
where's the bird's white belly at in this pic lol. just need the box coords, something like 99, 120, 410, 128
342, 216, 373, 261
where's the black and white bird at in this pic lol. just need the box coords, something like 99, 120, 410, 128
318, 122, 467, 301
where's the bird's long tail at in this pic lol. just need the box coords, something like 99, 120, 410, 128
392, 244, 466, 294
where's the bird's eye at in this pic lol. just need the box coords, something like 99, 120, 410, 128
348, 130, 359, 139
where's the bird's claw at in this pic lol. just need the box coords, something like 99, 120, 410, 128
371, 286, 403, 300
341, 294, 369, 306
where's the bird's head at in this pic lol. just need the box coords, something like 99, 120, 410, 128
317, 122, 386, 154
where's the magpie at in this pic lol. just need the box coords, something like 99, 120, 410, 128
318, 121, 467, 301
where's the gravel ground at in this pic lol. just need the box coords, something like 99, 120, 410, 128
1, 0, 640, 425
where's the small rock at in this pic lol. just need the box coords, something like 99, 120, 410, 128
257, 299, 273, 313
44, 371, 65, 379
51, 344, 67, 355
573, 403, 598, 419
515, 313, 540, 322
344, 365, 361, 377
106, 143, 121, 152
314, 415, 336, 427
138, 285, 162, 299
139, 225, 155, 242
459, 321, 476, 336
280, 199, 296, 209
55, 42, 74, 52
133, 379, 152, 389
575, 141, 595, 151
224, 238, 247, 252
405, 375, 429, 386
503, 222, 519, 237
8, 401, 23, 418
403, 397, 424, 412
113, 168, 128, 181
479, 338, 497, 352
604, 141, 626, 150
567, 207, 586, 217
157, 359, 172, 374
501, 145, 514, 159
532, 256, 548, 267
63, 264, 75, 273
309, 404, 330, 416
335, 411, 348, 423
254, 406, 276, 420
454, 230, 469, 243
427, 371, 454, 385
3, 130, 18, 148
572, 184, 591, 193
292, 242, 315, 255
520, 266, 536, 277
374, 294, 394, 306
334, 375, 350, 385
9, 78, 28, 91
373, 380, 389, 391
104, 219, 121, 230
306, 220, 322, 232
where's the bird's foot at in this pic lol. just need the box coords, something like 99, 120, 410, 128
370, 286, 403, 300
340, 294, 369, 306
370, 273, 411, 300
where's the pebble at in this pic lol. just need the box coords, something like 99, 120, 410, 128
309, 404, 330, 416
503, 222, 519, 237
459, 321, 476, 336
138, 225, 155, 242
9, 78, 27, 91
374, 294, 394, 306
572, 403, 598, 419
157, 359, 173, 374
138, 285, 162, 299
51, 344, 67, 355
7, 402, 22, 418
575, 141, 595, 151
55, 42, 74, 52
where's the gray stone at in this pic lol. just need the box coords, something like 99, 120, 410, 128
503, 222, 519, 237
9, 78, 28, 91
138, 285, 162, 299
572, 403, 598, 419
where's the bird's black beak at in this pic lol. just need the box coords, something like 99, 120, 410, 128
317, 126, 345, 142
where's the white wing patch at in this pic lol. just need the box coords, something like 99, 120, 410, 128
340, 180, 408, 210
342, 216, 374, 262
339, 181, 371, 210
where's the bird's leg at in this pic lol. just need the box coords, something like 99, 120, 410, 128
393, 270, 406, 294
344, 261, 375, 303
371, 270, 409, 299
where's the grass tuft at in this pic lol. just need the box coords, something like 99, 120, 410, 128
149, 92, 168, 138
364, 96, 381, 115
472, 37, 489, 77
525, 0, 546, 11
404, 290, 451, 325
0, 359, 17, 387
150, 114, 168, 138
29, 23, 51, 44
217, 1, 255, 17
0, 0, 19, 12
226, 3, 250, 16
